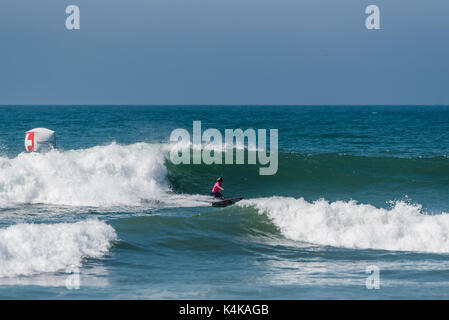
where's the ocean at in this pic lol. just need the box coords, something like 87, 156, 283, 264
0, 105, 449, 299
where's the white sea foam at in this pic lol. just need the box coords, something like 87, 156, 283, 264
239, 197, 449, 253
0, 142, 209, 207
0, 220, 116, 277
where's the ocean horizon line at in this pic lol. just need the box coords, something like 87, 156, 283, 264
1, 104, 449, 107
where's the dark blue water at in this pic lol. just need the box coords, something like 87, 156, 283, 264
1, 105, 449, 299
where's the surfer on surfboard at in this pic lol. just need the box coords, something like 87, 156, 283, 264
210, 177, 243, 207
211, 177, 225, 200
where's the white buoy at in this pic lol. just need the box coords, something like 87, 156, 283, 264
25, 128, 56, 152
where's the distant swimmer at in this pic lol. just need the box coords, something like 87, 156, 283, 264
211, 177, 224, 200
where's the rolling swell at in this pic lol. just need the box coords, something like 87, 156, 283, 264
167, 152, 449, 202
1, 141, 447, 209
114, 207, 281, 254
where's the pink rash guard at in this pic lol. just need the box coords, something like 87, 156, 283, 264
212, 182, 222, 194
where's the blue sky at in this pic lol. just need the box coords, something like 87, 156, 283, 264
0, 0, 448, 105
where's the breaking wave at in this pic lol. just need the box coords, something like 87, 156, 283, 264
240, 197, 449, 253
0, 142, 208, 207
0, 220, 117, 277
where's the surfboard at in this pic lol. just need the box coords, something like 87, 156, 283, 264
211, 197, 243, 208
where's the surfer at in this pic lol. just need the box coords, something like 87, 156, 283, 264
211, 177, 224, 200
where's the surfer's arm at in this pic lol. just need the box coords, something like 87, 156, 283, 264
218, 186, 224, 191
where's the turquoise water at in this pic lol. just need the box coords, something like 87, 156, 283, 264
1, 105, 449, 299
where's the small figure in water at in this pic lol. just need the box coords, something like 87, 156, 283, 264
211, 177, 224, 199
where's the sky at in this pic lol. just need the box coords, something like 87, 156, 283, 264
0, 0, 448, 105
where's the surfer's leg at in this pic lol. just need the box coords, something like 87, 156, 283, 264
211, 192, 224, 199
